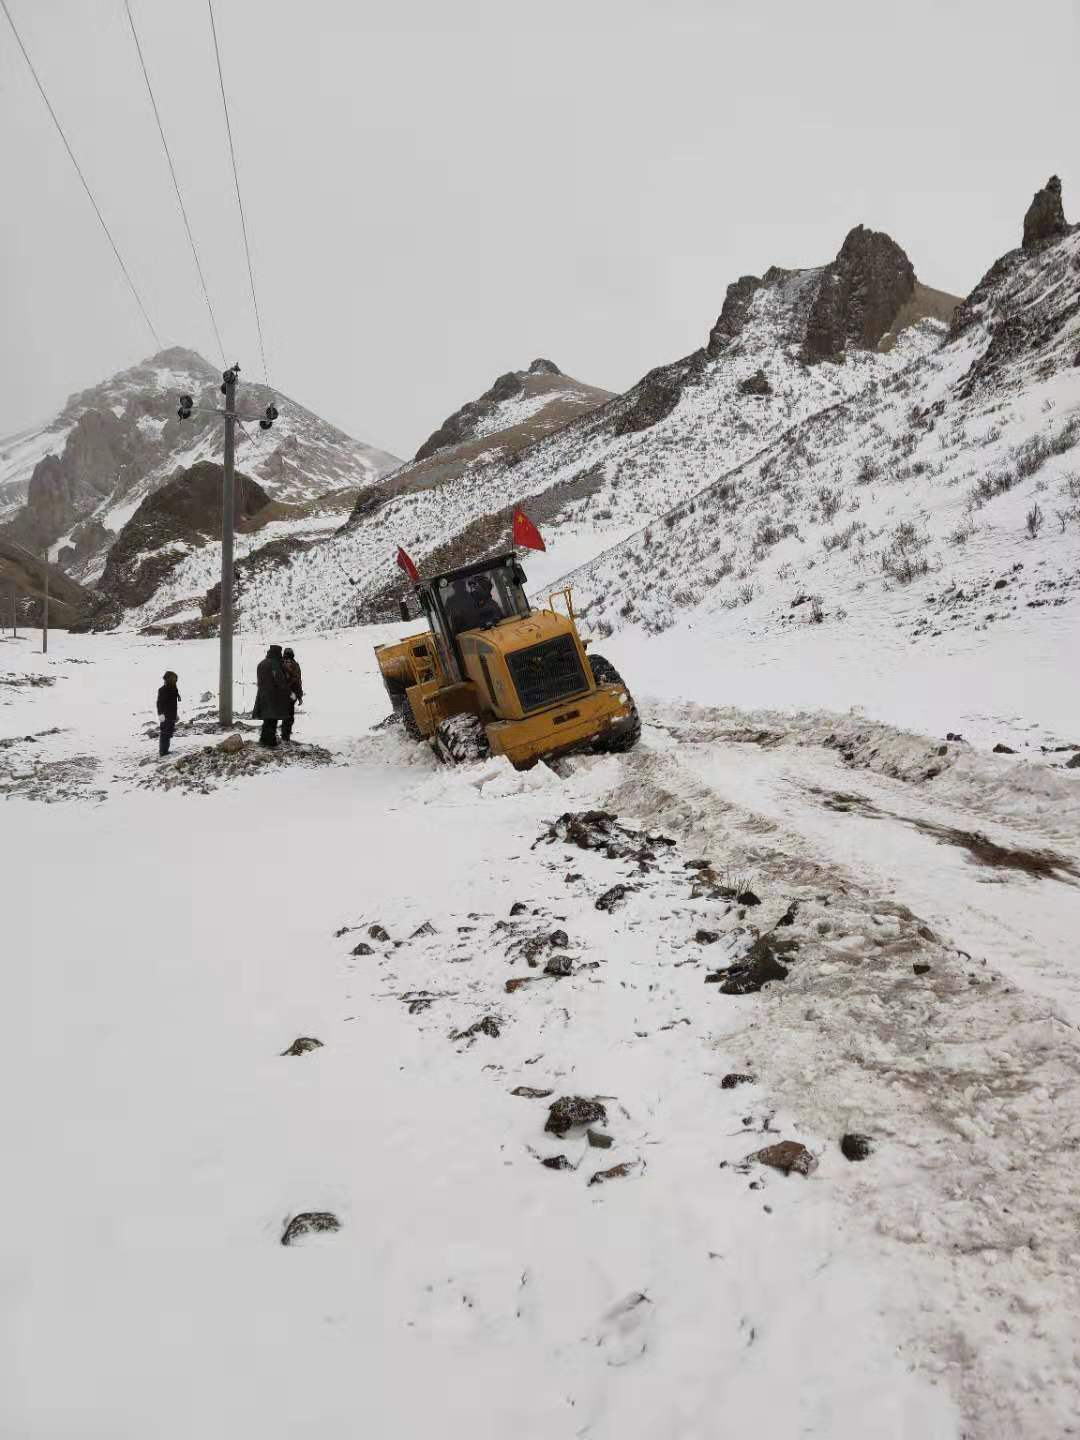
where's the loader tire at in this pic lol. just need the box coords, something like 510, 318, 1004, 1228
384, 677, 423, 741
434, 713, 491, 765
588, 654, 641, 754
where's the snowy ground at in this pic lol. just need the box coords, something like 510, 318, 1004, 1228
3, 624, 1079, 1439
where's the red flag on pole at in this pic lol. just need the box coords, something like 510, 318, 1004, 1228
512, 508, 546, 552
396, 546, 420, 583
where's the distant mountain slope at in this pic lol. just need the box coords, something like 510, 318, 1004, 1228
0, 347, 399, 578
215, 221, 960, 632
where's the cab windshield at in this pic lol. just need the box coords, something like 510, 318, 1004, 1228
439, 558, 530, 635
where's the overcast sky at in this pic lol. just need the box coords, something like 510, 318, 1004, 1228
1, 0, 1077, 459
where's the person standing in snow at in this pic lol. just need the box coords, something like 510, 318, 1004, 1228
252, 645, 292, 747
156, 670, 180, 756
281, 647, 303, 743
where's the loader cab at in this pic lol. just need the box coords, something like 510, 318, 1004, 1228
418, 553, 531, 680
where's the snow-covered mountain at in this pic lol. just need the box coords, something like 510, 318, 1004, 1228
208, 219, 963, 633
0, 347, 398, 581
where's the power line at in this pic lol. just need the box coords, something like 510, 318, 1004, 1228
207, 0, 269, 386
0, 0, 162, 348
123, 0, 226, 366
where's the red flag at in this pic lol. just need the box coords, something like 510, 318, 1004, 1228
512, 508, 546, 552
396, 546, 420, 583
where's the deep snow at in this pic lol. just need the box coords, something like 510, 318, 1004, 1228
4, 619, 1080, 1439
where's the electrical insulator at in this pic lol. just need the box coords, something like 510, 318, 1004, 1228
177, 393, 193, 421
260, 401, 279, 431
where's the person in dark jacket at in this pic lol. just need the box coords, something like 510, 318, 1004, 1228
156, 670, 180, 756
281, 647, 303, 743
252, 645, 292, 747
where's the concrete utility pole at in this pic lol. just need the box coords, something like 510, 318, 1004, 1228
9, 583, 16, 637
219, 365, 238, 726
42, 553, 49, 655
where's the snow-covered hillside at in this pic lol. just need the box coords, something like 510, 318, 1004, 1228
0, 347, 398, 580
205, 226, 960, 634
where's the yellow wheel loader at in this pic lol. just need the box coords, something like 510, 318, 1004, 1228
375, 553, 640, 768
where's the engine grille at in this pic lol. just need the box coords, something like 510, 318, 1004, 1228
506, 635, 588, 713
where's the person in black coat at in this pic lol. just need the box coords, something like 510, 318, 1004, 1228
281, 647, 303, 742
156, 670, 180, 756
252, 645, 292, 747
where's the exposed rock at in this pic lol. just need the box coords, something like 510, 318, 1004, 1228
587, 1129, 614, 1149
527, 358, 561, 376
216, 733, 244, 754
545, 1095, 607, 1137
0, 539, 110, 630
510, 901, 529, 916
368, 924, 391, 942
510, 1085, 553, 1099
540, 1154, 575, 1171
749, 1140, 816, 1176
596, 884, 628, 913
413, 366, 536, 461
612, 356, 699, 436
450, 1015, 501, 1041
803, 225, 916, 363
840, 1132, 874, 1162
738, 890, 761, 907
709, 934, 796, 994
993, 743, 1017, 755
505, 976, 539, 994
1023, 176, 1068, 250
1067, 753, 1080, 769
98, 461, 270, 610
721, 1073, 755, 1089
912, 962, 932, 976
694, 929, 720, 945
281, 1211, 340, 1245
280, 1036, 323, 1057
588, 1161, 637, 1186
544, 954, 573, 978
707, 275, 763, 354
739, 367, 773, 397
351, 942, 375, 956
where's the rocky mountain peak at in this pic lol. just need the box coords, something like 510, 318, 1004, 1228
527, 358, 562, 376
1023, 175, 1068, 250
414, 361, 571, 462
802, 225, 916, 363
707, 275, 764, 355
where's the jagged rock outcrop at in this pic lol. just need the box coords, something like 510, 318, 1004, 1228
802, 225, 916, 363
612, 355, 704, 436
527, 358, 561, 376
57, 516, 111, 572
739, 367, 773, 397
1023, 176, 1068, 250
708, 275, 764, 354
99, 461, 270, 610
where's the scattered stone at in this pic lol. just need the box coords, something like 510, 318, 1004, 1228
451, 1015, 500, 1042
721, 1073, 755, 1089
737, 890, 761, 907
917, 924, 938, 942
992, 743, 1016, 755
565, 872, 582, 883
280, 1036, 322, 1057
333, 926, 351, 938
776, 901, 800, 927
694, 929, 720, 945
587, 1129, 614, 1149
993, 578, 1008, 590
596, 884, 628, 913
216, 733, 244, 754
712, 934, 797, 995
540, 1154, 574, 1171
841, 1133, 874, 1162
281, 1212, 340, 1246
511, 1085, 553, 1099
913, 962, 932, 976
738, 366, 773, 397
410, 921, 436, 938
749, 1141, 816, 1177
351, 942, 375, 956
946, 731, 965, 742
545, 1095, 607, 1137
544, 954, 573, 979
505, 976, 539, 994
548, 928, 569, 949
510, 901, 528, 916
368, 924, 391, 942
1067, 753, 1080, 770
588, 1161, 637, 1186
936, 744, 948, 757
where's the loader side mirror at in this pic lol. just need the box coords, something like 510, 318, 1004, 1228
399, 598, 411, 622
